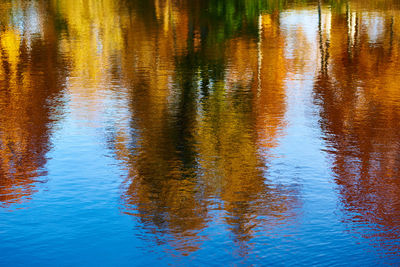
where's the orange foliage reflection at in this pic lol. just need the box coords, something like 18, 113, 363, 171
315, 4, 400, 251
0, 1, 65, 206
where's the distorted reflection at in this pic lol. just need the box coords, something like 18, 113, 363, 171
315, 1, 400, 255
107, 0, 299, 256
54, 0, 125, 124
2, 0, 400, 264
113, 1, 208, 254
0, 1, 65, 206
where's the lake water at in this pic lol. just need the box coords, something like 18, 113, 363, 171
1, 0, 400, 265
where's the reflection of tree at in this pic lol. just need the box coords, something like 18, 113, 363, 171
198, 13, 294, 254
53, 0, 124, 122
314, 6, 400, 254
122, 69, 208, 255
111, 3, 209, 255
0, 1, 65, 206
108, 0, 299, 257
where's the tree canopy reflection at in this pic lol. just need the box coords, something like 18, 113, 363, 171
315, 2, 400, 255
0, 0, 66, 206
3, 0, 400, 261
107, 0, 300, 256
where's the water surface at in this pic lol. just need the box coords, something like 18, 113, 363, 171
1, 0, 400, 265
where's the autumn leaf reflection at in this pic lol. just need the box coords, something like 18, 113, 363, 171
315, 3, 400, 255
0, 1, 66, 206
108, 0, 299, 256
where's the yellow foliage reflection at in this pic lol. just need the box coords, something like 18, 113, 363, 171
54, 0, 124, 123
